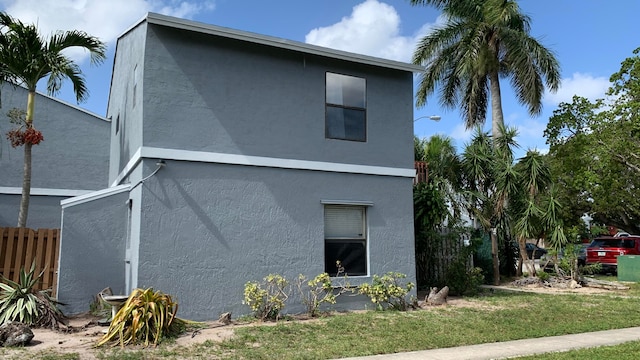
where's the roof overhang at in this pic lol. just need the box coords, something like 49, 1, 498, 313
129, 12, 424, 74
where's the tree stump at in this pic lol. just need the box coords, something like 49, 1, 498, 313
425, 286, 449, 306
218, 312, 232, 325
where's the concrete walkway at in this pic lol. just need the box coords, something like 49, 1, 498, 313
337, 326, 640, 360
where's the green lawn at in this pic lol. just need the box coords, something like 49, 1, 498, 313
2, 285, 640, 359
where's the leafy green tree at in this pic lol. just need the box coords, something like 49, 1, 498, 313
461, 125, 565, 280
0, 12, 106, 227
544, 48, 640, 233
410, 0, 560, 140
415, 134, 464, 220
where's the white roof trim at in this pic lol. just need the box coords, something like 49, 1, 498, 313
2, 83, 108, 121
320, 200, 374, 206
61, 184, 130, 208
141, 12, 424, 73
0, 187, 93, 197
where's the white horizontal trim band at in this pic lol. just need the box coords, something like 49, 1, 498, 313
111, 146, 416, 187
61, 184, 131, 208
0, 187, 93, 197
141, 147, 416, 178
110, 147, 142, 187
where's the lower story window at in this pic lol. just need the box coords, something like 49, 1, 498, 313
324, 205, 367, 276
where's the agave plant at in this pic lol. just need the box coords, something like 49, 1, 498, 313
97, 288, 194, 347
0, 262, 65, 328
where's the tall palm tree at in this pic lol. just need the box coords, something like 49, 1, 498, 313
0, 12, 106, 227
411, 0, 560, 140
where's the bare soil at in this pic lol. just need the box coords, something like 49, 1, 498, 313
0, 280, 625, 359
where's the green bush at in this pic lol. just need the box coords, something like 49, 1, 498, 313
357, 272, 415, 311
538, 270, 551, 282
446, 261, 485, 296
0, 262, 64, 328
243, 274, 290, 321
296, 273, 345, 317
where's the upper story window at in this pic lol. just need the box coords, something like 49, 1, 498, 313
325, 72, 366, 142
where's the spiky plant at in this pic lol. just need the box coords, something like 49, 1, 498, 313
0, 262, 65, 328
96, 288, 194, 348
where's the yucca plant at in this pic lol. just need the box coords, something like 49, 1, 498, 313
97, 288, 194, 348
0, 262, 65, 328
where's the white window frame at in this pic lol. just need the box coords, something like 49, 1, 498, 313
323, 203, 370, 277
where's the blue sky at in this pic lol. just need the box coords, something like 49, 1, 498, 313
1, 0, 637, 157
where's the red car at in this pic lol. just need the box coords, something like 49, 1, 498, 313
586, 235, 640, 272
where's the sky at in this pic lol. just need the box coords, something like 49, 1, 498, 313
0, 0, 637, 157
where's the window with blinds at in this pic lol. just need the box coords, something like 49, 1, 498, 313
324, 205, 367, 276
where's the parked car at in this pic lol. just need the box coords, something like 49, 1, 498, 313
586, 235, 640, 273
542, 243, 588, 273
525, 243, 547, 259
577, 243, 588, 266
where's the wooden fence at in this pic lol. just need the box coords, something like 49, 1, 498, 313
414, 161, 429, 185
0, 227, 60, 297
415, 231, 470, 289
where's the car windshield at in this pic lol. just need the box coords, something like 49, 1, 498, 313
590, 239, 635, 248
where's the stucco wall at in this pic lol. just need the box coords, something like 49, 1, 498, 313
0, 86, 110, 228
107, 23, 146, 184
134, 159, 415, 320
0, 194, 65, 228
57, 190, 129, 315
141, 24, 415, 169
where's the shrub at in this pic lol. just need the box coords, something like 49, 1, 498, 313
243, 274, 290, 321
0, 262, 65, 328
357, 272, 415, 311
296, 272, 352, 317
96, 288, 193, 347
447, 264, 486, 296
538, 270, 551, 282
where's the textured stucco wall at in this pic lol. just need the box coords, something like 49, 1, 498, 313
57, 191, 129, 315
141, 24, 415, 169
134, 159, 415, 320
100, 18, 417, 321
107, 23, 146, 184
0, 195, 65, 228
0, 86, 110, 228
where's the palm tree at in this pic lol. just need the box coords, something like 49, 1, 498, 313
411, 0, 560, 140
0, 12, 106, 227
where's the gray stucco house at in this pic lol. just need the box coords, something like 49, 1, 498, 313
0, 85, 110, 228
57, 13, 420, 320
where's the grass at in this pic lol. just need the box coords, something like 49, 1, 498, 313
3, 286, 640, 359
521, 341, 640, 360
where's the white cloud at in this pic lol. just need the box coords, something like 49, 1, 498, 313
450, 123, 474, 144
544, 72, 610, 105
1, 0, 215, 61
305, 0, 436, 62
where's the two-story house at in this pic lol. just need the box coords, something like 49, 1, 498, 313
57, 13, 420, 320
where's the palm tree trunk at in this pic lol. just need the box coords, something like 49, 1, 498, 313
17, 90, 36, 228
17, 142, 32, 227
489, 70, 504, 141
